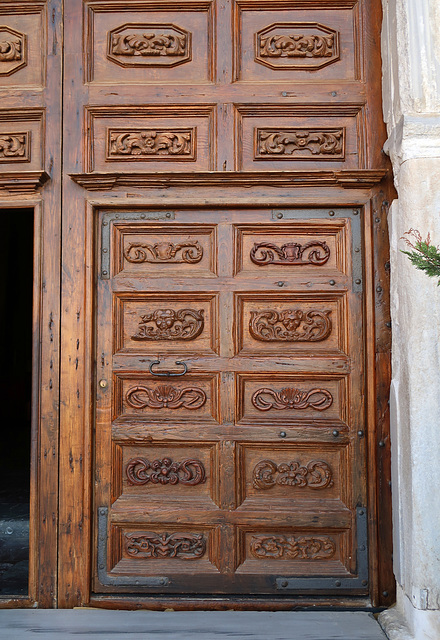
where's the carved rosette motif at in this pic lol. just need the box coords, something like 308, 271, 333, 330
0, 27, 26, 76
124, 241, 203, 264
108, 23, 191, 68
249, 309, 332, 342
255, 23, 339, 70
250, 535, 336, 560
125, 532, 206, 559
108, 129, 195, 160
126, 384, 207, 410
132, 309, 204, 341
0, 133, 30, 162
256, 129, 344, 159
252, 387, 333, 411
250, 241, 330, 266
126, 457, 206, 486
253, 459, 333, 490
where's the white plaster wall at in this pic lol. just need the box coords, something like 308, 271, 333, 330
380, 1, 440, 639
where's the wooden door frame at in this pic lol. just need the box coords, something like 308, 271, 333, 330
57, 183, 393, 609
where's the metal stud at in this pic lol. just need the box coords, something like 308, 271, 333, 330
329, 280, 336, 286
332, 430, 339, 437
329, 210, 335, 217
279, 431, 287, 438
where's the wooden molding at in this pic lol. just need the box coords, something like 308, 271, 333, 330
0, 170, 50, 193
69, 170, 386, 191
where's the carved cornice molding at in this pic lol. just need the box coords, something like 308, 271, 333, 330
0, 170, 49, 193
69, 170, 386, 190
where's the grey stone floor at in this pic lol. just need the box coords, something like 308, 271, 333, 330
0, 610, 388, 640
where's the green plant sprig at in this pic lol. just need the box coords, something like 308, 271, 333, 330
401, 228, 440, 285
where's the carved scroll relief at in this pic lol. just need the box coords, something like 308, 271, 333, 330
108, 23, 191, 68
126, 384, 207, 410
132, 309, 204, 341
252, 387, 333, 411
253, 459, 333, 490
256, 128, 344, 159
125, 532, 206, 559
249, 309, 332, 342
250, 241, 330, 266
124, 241, 203, 264
255, 22, 339, 70
0, 132, 30, 162
0, 27, 26, 76
108, 128, 195, 161
250, 535, 336, 560
126, 457, 206, 486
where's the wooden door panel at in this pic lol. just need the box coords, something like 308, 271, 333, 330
94, 205, 366, 595
86, 1, 215, 85
238, 443, 349, 505
235, 292, 349, 357
88, 107, 216, 172
112, 372, 221, 423
112, 441, 219, 507
234, 1, 360, 84
234, 221, 348, 277
235, 373, 348, 426
113, 224, 218, 278
113, 293, 220, 356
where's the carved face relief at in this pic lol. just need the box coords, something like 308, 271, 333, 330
252, 459, 334, 490
125, 532, 206, 559
132, 308, 205, 341
250, 535, 336, 560
0, 132, 30, 162
0, 26, 27, 76
255, 22, 339, 70
108, 23, 191, 68
126, 457, 206, 486
108, 128, 196, 161
249, 309, 332, 342
250, 241, 330, 266
124, 241, 203, 264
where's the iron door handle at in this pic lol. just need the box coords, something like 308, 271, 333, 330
149, 360, 188, 377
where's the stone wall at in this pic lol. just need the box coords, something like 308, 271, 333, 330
379, 1, 440, 639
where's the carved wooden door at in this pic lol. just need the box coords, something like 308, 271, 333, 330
70, 0, 392, 602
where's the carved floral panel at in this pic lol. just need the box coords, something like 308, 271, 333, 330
0, 132, 30, 162
249, 309, 332, 342
252, 387, 333, 411
0, 27, 26, 76
255, 22, 339, 70
126, 457, 206, 486
125, 531, 206, 559
255, 128, 344, 159
124, 241, 203, 264
107, 128, 196, 161
125, 384, 207, 410
252, 459, 333, 490
250, 241, 330, 266
108, 23, 191, 68
132, 308, 204, 341
250, 534, 336, 559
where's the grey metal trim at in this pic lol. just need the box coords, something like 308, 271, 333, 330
97, 507, 169, 588
100, 210, 176, 279
275, 507, 368, 592
271, 207, 363, 293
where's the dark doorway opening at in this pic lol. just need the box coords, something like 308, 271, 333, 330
0, 208, 34, 596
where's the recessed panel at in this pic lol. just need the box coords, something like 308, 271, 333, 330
86, 2, 214, 84
113, 372, 220, 423
234, 221, 348, 276
110, 523, 220, 574
113, 442, 218, 505
236, 526, 350, 576
235, 2, 359, 83
237, 108, 363, 171
0, 8, 45, 86
236, 373, 348, 426
114, 293, 219, 355
88, 106, 215, 172
238, 443, 348, 507
235, 292, 348, 357
113, 223, 217, 278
